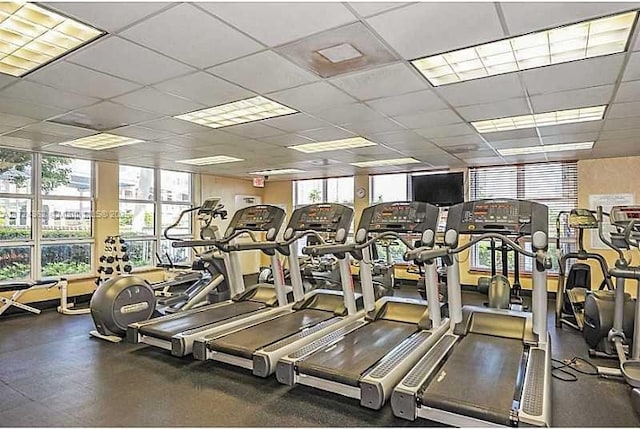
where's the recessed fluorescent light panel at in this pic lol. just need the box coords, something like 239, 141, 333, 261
0, 2, 103, 77
177, 156, 244, 166
60, 133, 143, 150
289, 137, 377, 153
249, 168, 304, 175
351, 157, 421, 168
175, 96, 297, 129
412, 11, 637, 86
498, 141, 594, 156
471, 105, 606, 133
316, 43, 363, 63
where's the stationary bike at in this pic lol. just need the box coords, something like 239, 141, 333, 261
89, 198, 228, 342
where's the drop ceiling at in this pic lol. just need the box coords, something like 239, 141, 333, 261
0, 1, 639, 180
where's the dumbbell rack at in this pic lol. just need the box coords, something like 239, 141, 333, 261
96, 235, 132, 287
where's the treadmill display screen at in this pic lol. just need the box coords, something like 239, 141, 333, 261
359, 201, 439, 235
288, 204, 354, 234
230, 205, 285, 232
459, 200, 531, 234
611, 206, 640, 225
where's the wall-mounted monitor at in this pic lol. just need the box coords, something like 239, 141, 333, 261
411, 172, 464, 207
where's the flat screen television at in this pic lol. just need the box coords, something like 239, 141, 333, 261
411, 172, 464, 207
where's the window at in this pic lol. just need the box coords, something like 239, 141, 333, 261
369, 173, 409, 203
469, 162, 578, 273
0, 149, 94, 282
294, 177, 354, 208
119, 167, 193, 269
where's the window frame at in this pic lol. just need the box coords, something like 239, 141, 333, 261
369, 173, 411, 204
119, 166, 194, 270
293, 176, 355, 208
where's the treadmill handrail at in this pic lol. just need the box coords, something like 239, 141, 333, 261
415, 232, 552, 269
302, 231, 414, 257
172, 229, 259, 249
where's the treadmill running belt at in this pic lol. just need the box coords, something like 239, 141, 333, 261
297, 319, 417, 387
419, 333, 525, 426
209, 309, 334, 359
139, 301, 267, 340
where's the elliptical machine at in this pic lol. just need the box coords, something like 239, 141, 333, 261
589, 206, 640, 414
89, 198, 228, 342
583, 207, 636, 358
555, 209, 614, 330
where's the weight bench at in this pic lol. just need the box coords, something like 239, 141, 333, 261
0, 279, 60, 316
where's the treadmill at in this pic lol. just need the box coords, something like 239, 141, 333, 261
392, 199, 553, 427
277, 201, 449, 410
127, 204, 293, 356
192, 203, 364, 377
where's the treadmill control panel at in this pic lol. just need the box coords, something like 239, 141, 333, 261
225, 205, 286, 240
610, 206, 640, 226
446, 199, 548, 247
286, 203, 354, 240
357, 201, 440, 239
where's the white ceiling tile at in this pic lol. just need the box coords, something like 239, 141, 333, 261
348, 2, 410, 17
456, 149, 496, 160
482, 128, 539, 142
0, 73, 18, 90
330, 62, 428, 101
68, 37, 195, 85
0, 114, 38, 128
431, 134, 486, 148
615, 80, 640, 102
530, 85, 614, 112
366, 2, 504, 59
437, 73, 526, 106
224, 122, 286, 139
268, 81, 356, 113
464, 156, 504, 166
342, 119, 404, 136
603, 116, 640, 130
543, 132, 600, 145
140, 118, 211, 135
261, 133, 315, 147
154, 72, 253, 107
0, 98, 67, 120
607, 102, 640, 119
111, 88, 204, 116
51, 101, 159, 131
120, 4, 263, 68
414, 123, 474, 139
500, 153, 548, 164
600, 128, 640, 140
200, 2, 356, 47
500, 2, 640, 35
299, 126, 357, 142
393, 109, 461, 129
183, 129, 244, 146
208, 51, 319, 93
538, 121, 603, 136
19, 122, 95, 138
110, 125, 176, 141
365, 89, 447, 117
43, 2, 170, 32
456, 98, 530, 122
27, 61, 141, 99
0, 125, 17, 135
264, 114, 329, 133
3, 129, 70, 145
313, 103, 386, 125
1, 81, 98, 111
623, 52, 640, 82
522, 54, 625, 95
488, 137, 541, 149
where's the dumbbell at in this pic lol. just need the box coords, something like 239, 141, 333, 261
120, 246, 128, 253
119, 238, 125, 244
124, 264, 132, 273
121, 255, 130, 262
105, 267, 114, 275
97, 266, 104, 273
99, 255, 106, 263
105, 256, 115, 264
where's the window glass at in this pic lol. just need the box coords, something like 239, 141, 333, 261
0, 198, 32, 240
125, 240, 156, 268
370, 174, 408, 203
41, 199, 92, 239
161, 170, 191, 202
41, 243, 91, 277
119, 166, 154, 200
161, 204, 191, 237
160, 240, 191, 266
0, 246, 31, 281
327, 177, 354, 206
295, 179, 324, 206
0, 149, 32, 194
41, 156, 92, 197
119, 202, 155, 237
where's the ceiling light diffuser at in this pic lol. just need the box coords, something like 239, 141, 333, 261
412, 11, 637, 86
289, 137, 377, 153
175, 96, 297, 129
177, 156, 244, 166
0, 2, 104, 77
249, 168, 304, 175
60, 133, 143, 150
498, 141, 594, 156
350, 157, 421, 168
316, 43, 363, 63
471, 105, 606, 133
